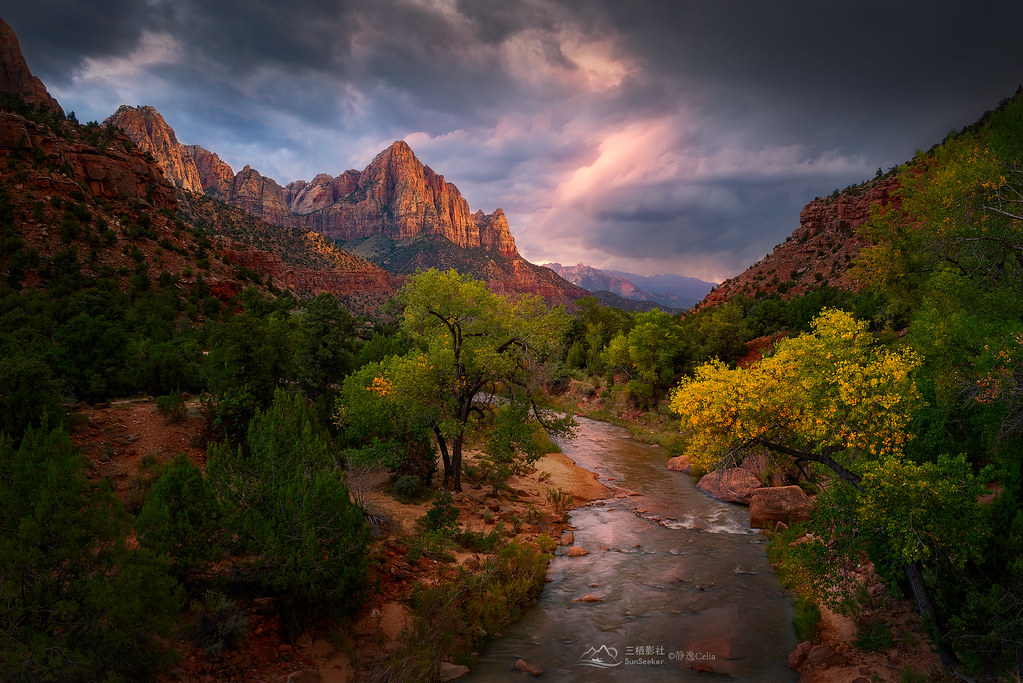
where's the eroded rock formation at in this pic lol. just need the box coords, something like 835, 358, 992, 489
106, 106, 203, 193
0, 18, 62, 113
697, 177, 901, 310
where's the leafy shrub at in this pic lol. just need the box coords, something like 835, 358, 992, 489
156, 391, 187, 423
189, 590, 249, 655
392, 473, 422, 502
854, 620, 893, 653
421, 490, 460, 533
453, 524, 502, 553
546, 487, 573, 519
137, 454, 224, 580
792, 595, 821, 641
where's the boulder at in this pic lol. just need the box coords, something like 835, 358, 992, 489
696, 468, 762, 504
788, 641, 812, 669
566, 546, 589, 557
439, 662, 470, 681
749, 485, 814, 529
513, 658, 542, 676
666, 455, 694, 473
807, 644, 847, 668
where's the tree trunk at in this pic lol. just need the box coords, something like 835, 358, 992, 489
434, 426, 451, 489
903, 561, 960, 674
452, 435, 464, 492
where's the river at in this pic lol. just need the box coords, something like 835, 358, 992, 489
466, 417, 797, 681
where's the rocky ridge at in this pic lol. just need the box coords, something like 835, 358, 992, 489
106, 105, 584, 303
0, 18, 61, 114
697, 177, 901, 310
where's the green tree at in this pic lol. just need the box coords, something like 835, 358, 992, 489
603, 308, 687, 406
295, 293, 358, 397
337, 353, 439, 482
207, 390, 368, 609
0, 425, 181, 680
365, 269, 572, 492
137, 454, 225, 581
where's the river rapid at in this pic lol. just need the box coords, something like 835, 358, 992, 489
467, 417, 797, 681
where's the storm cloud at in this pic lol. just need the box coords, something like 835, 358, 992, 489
7, 1, 1023, 281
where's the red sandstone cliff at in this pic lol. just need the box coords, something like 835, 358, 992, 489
697, 177, 900, 310
0, 18, 62, 114
107, 109, 521, 261
0, 108, 176, 209
106, 106, 203, 193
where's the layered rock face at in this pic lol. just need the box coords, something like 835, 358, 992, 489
183, 144, 235, 200
106, 106, 203, 193
285, 141, 518, 257
222, 248, 393, 297
108, 108, 520, 260
0, 18, 62, 114
697, 177, 900, 310
0, 109, 176, 209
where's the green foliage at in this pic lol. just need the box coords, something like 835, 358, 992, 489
392, 473, 424, 502
207, 390, 368, 610
341, 268, 572, 492
854, 620, 894, 653
337, 354, 438, 481
421, 490, 460, 533
0, 425, 181, 680
136, 454, 224, 580
545, 487, 573, 519
395, 541, 549, 667
0, 352, 63, 442
189, 589, 249, 655
295, 293, 358, 397
156, 390, 187, 422
792, 595, 821, 642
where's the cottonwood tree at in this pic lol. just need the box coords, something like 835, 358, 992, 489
342, 269, 572, 492
670, 308, 985, 670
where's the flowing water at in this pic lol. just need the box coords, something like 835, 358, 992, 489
467, 417, 797, 681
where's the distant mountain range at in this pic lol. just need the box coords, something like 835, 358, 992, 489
543, 262, 715, 311
106, 106, 585, 304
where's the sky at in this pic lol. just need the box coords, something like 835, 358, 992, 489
7, 1, 1023, 283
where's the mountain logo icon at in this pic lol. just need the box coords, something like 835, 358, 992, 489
577, 644, 623, 668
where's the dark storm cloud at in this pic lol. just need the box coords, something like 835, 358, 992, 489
8, 1, 1023, 280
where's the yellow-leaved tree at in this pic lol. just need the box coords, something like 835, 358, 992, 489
670, 307, 922, 485
670, 308, 985, 671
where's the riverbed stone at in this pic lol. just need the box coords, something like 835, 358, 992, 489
439, 662, 470, 680
666, 455, 694, 473
807, 644, 846, 668
566, 546, 589, 557
749, 485, 813, 528
696, 468, 762, 504
560, 532, 575, 546
788, 641, 812, 669
513, 658, 542, 676
688, 636, 731, 659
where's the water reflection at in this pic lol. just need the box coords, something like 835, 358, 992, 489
467, 417, 797, 682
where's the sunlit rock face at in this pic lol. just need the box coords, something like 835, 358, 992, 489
106, 106, 204, 193
290, 141, 518, 258
105, 109, 587, 303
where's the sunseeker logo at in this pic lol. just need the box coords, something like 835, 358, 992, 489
577, 645, 622, 668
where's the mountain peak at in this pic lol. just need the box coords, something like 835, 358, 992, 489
105, 104, 203, 193
0, 18, 62, 113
